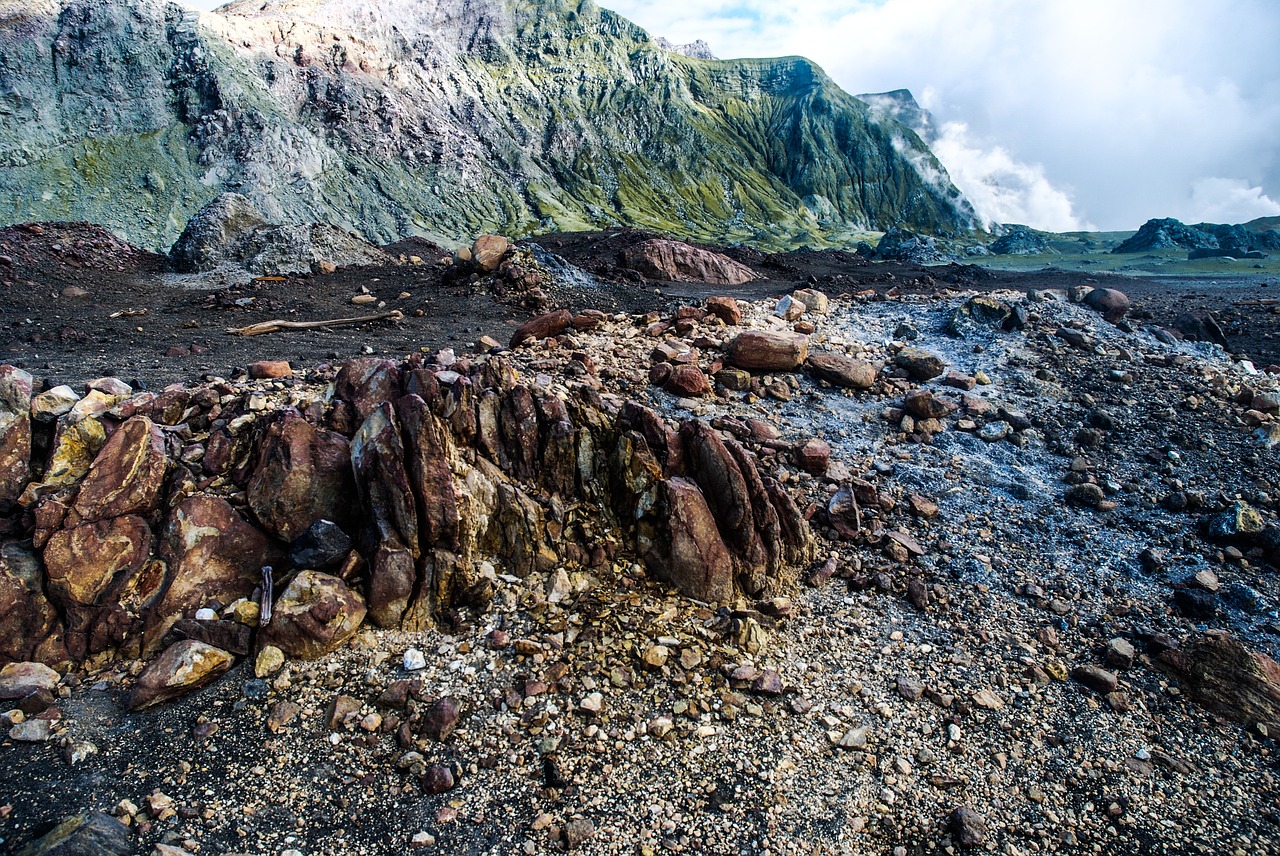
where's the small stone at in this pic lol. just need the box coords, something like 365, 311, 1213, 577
642, 644, 670, 669
360, 712, 383, 732
255, 645, 285, 678
420, 697, 461, 742
404, 648, 427, 671
579, 692, 604, 715
971, 689, 1004, 710
895, 348, 946, 381
325, 694, 361, 730
1106, 638, 1137, 670
1071, 664, 1119, 694
794, 438, 831, 476
10, 718, 51, 742
949, 806, 987, 849
248, 360, 292, 379
563, 818, 596, 850
267, 701, 301, 733
420, 763, 456, 794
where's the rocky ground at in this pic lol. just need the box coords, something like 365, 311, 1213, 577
2, 226, 1280, 856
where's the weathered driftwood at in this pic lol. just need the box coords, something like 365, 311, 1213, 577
226, 310, 404, 337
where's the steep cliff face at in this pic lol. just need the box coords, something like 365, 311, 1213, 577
0, 0, 977, 251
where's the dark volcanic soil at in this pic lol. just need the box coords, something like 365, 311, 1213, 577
2, 224, 1276, 391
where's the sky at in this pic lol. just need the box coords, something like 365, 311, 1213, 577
183, 0, 1280, 232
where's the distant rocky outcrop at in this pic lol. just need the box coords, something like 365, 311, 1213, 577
990, 225, 1054, 256
858, 227, 948, 264
1114, 218, 1278, 257
655, 37, 717, 61
0, 0, 977, 252
169, 193, 395, 275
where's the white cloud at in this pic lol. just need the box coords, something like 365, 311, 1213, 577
1185, 178, 1280, 224
930, 122, 1092, 232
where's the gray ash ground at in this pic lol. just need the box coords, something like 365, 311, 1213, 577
3, 226, 1280, 856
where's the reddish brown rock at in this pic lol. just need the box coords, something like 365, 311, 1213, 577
904, 389, 958, 420
260, 570, 367, 660
419, 696, 462, 741
894, 348, 947, 381
248, 360, 292, 379
0, 542, 64, 666
621, 239, 761, 285
795, 438, 831, 476
655, 478, 734, 603
352, 403, 420, 627
1084, 288, 1131, 322
148, 496, 275, 654
510, 310, 573, 347
0, 366, 33, 506
247, 411, 354, 542
704, 296, 743, 325
665, 365, 712, 397
334, 358, 400, 424
71, 416, 167, 523
397, 395, 459, 549
128, 640, 234, 710
472, 235, 510, 272
728, 331, 809, 372
43, 516, 153, 607
1156, 632, 1280, 725
805, 352, 876, 390
680, 420, 769, 589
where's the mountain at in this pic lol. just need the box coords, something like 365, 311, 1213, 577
0, 0, 977, 251
857, 89, 939, 145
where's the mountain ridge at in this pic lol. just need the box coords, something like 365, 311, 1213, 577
0, 0, 977, 251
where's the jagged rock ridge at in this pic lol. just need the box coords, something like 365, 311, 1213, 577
0, 0, 977, 251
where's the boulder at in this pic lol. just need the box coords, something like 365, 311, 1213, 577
791, 288, 830, 315
1156, 632, 1280, 725
472, 235, 510, 272
247, 412, 354, 542
863, 227, 945, 263
29, 385, 80, 422
16, 811, 132, 856
168, 193, 269, 272
70, 416, 166, 523
620, 238, 761, 285
946, 296, 1023, 337
169, 194, 395, 275
0, 661, 60, 702
1205, 500, 1264, 542
794, 439, 831, 476
260, 570, 366, 660
128, 640, 234, 710
805, 352, 876, 390
1083, 288, 1131, 322
0, 365, 32, 506
334, 358, 401, 425
288, 520, 354, 571
0, 542, 64, 665
904, 389, 957, 420
894, 348, 946, 381
397, 394, 460, 549
36, 418, 107, 495
510, 310, 573, 347
680, 420, 768, 588
704, 296, 743, 325
43, 516, 153, 607
351, 403, 419, 627
148, 496, 275, 653
655, 478, 734, 603
665, 365, 712, 397
728, 331, 809, 372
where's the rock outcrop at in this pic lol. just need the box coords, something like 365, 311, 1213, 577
0, 0, 975, 251
0, 351, 815, 703
620, 239, 762, 285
